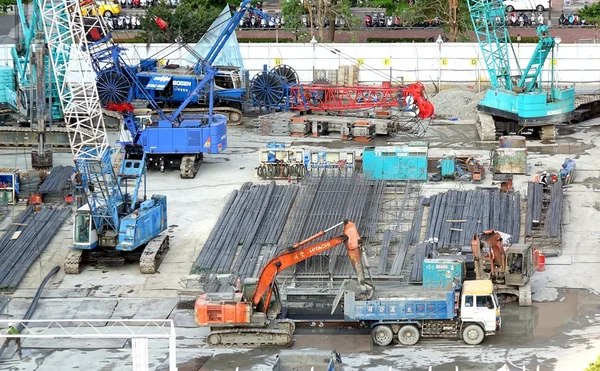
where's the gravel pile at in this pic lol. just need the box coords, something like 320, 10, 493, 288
430, 89, 486, 121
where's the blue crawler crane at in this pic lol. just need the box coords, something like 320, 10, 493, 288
37, 0, 169, 274
467, 0, 575, 140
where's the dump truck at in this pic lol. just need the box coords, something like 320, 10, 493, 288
336, 279, 501, 346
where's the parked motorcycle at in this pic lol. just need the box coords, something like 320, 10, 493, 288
394, 15, 401, 27
125, 0, 133, 9
372, 13, 379, 27
124, 14, 131, 29
116, 15, 125, 30
365, 14, 372, 27
386, 16, 393, 27
302, 14, 309, 28
140, 0, 147, 8
133, 0, 140, 8
509, 12, 517, 26
378, 12, 385, 27
105, 16, 114, 30
119, 0, 126, 9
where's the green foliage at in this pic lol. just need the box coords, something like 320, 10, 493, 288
281, 0, 305, 31
139, 0, 222, 43
401, 0, 472, 41
510, 36, 538, 43
585, 356, 600, 371
579, 3, 600, 23
0, 0, 14, 16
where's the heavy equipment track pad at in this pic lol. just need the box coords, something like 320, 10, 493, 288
206, 320, 295, 348
140, 234, 170, 274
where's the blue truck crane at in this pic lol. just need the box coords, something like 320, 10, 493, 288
467, 0, 575, 140
87, 0, 272, 178
38, 0, 169, 274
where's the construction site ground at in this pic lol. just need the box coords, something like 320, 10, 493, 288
1, 118, 600, 370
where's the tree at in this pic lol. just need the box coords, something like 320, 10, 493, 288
299, 0, 357, 42
0, 0, 14, 16
281, 0, 310, 41
140, 0, 222, 43
579, 2, 600, 25
401, 0, 472, 42
586, 356, 600, 371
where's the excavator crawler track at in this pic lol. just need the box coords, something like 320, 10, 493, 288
539, 125, 556, 141
139, 234, 170, 274
64, 249, 84, 275
206, 320, 295, 348
476, 112, 497, 141
180, 155, 202, 179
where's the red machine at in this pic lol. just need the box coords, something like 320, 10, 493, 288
195, 220, 372, 347
288, 82, 434, 119
471, 230, 539, 306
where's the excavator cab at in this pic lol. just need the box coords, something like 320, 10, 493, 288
505, 244, 538, 287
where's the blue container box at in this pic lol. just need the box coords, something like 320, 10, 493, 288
422, 258, 465, 288
440, 158, 455, 177
362, 142, 429, 181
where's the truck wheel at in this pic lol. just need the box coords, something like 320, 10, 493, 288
462, 324, 484, 345
372, 325, 393, 346
397, 325, 420, 346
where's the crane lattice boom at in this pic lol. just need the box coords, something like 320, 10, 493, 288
38, 0, 122, 231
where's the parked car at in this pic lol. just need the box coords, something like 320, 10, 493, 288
503, 0, 548, 12
81, 0, 122, 17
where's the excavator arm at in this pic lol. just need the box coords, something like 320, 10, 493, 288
471, 229, 507, 279
251, 220, 369, 312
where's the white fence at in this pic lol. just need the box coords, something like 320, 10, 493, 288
1, 42, 599, 88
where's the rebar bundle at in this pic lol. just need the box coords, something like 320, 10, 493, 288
0, 207, 71, 291
413, 189, 521, 251
38, 166, 73, 194
191, 182, 298, 277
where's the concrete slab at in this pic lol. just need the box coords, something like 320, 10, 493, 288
23, 338, 127, 349
28, 299, 82, 327
10, 288, 91, 299
545, 255, 572, 265
144, 262, 193, 291
132, 298, 178, 323
572, 255, 600, 263
110, 299, 145, 320
70, 299, 119, 326
88, 285, 143, 298
167, 309, 197, 328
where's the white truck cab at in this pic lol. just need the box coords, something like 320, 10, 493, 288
460, 280, 501, 338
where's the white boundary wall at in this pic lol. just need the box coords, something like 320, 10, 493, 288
1, 42, 599, 88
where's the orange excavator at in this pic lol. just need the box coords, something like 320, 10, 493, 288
471, 230, 539, 306
195, 220, 373, 347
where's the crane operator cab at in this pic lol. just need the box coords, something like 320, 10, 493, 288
73, 205, 100, 250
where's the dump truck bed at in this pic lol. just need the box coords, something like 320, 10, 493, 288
343, 286, 456, 321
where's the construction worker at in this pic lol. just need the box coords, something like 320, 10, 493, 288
7, 323, 22, 359
539, 170, 549, 187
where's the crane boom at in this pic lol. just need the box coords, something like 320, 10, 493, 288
467, 0, 513, 91
38, 0, 123, 232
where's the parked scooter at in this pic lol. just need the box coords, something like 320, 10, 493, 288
125, 0, 133, 9
537, 13, 544, 26
105, 16, 114, 30
365, 14, 372, 27
140, 0, 147, 8
394, 15, 401, 27
119, 0, 126, 9
124, 14, 131, 29
386, 16, 393, 27
372, 13, 379, 27
378, 12, 385, 27
559, 11, 567, 27
116, 15, 125, 30
509, 12, 517, 26
133, 0, 140, 8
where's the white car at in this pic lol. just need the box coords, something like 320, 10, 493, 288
503, 0, 549, 12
